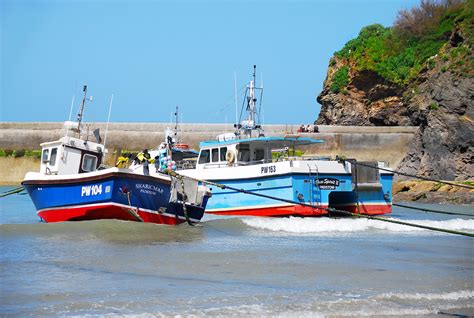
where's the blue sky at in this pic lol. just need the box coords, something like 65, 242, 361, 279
1, 0, 419, 124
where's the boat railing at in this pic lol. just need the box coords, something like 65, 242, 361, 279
300, 156, 332, 161
271, 156, 332, 163
235, 159, 268, 166
197, 156, 335, 169
176, 160, 197, 170
202, 162, 229, 169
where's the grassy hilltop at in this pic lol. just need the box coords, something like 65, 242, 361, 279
331, 0, 473, 93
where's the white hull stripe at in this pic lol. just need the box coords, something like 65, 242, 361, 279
36, 202, 201, 223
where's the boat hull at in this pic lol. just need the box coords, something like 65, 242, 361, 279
190, 171, 392, 217
22, 169, 207, 225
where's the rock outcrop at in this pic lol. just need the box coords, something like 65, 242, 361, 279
315, 6, 474, 181
393, 180, 474, 204
317, 62, 410, 126
398, 32, 474, 180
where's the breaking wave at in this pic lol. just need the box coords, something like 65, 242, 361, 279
242, 217, 474, 235
377, 290, 474, 301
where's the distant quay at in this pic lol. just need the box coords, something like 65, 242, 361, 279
0, 121, 416, 150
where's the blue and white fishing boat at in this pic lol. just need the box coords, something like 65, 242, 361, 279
177, 66, 393, 217
22, 86, 211, 225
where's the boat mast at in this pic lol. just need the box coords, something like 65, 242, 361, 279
239, 65, 264, 138
76, 85, 92, 134
174, 105, 179, 142
246, 65, 257, 131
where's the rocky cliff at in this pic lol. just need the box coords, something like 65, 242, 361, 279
316, 1, 473, 180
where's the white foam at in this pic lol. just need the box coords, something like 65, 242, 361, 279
377, 290, 474, 301
242, 217, 474, 234
332, 307, 435, 317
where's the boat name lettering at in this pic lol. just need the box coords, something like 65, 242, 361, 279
135, 183, 164, 194
81, 184, 103, 197
316, 178, 340, 190
261, 165, 276, 174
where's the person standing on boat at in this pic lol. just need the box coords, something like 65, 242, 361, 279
136, 149, 153, 175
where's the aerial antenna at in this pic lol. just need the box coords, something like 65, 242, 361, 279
258, 71, 264, 125
234, 72, 238, 126
68, 95, 75, 121
253, 65, 256, 88
76, 85, 93, 133
247, 65, 257, 124
174, 105, 179, 138
103, 94, 114, 150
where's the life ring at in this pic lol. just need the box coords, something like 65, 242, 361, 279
226, 149, 235, 165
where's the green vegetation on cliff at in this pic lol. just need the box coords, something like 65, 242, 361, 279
334, 0, 473, 85
330, 66, 350, 93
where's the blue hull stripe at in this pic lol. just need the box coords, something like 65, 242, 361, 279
205, 173, 392, 211
24, 174, 206, 221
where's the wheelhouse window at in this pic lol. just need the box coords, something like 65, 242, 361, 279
42, 149, 49, 163
49, 148, 58, 166
220, 147, 227, 161
238, 144, 250, 162
255, 148, 265, 161
198, 149, 210, 164
211, 148, 219, 162
82, 154, 98, 172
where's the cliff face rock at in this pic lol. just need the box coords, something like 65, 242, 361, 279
315, 8, 474, 180
316, 62, 410, 126
398, 35, 474, 180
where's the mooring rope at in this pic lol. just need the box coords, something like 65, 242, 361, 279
393, 203, 474, 217
0, 186, 25, 198
125, 191, 144, 222
176, 174, 195, 226
328, 208, 474, 237
165, 170, 474, 238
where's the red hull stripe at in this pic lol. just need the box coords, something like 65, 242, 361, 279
37, 202, 199, 225
208, 204, 329, 217
208, 203, 392, 217
330, 203, 392, 215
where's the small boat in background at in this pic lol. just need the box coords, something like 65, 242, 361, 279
22, 86, 211, 225
160, 106, 200, 170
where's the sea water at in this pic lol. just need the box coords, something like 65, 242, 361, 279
0, 186, 473, 317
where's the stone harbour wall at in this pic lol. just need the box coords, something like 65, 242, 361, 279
0, 122, 417, 184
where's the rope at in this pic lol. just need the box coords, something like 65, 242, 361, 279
328, 208, 474, 237
165, 170, 474, 238
0, 186, 25, 198
343, 159, 474, 190
393, 203, 474, 217
177, 174, 195, 226
125, 192, 144, 222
